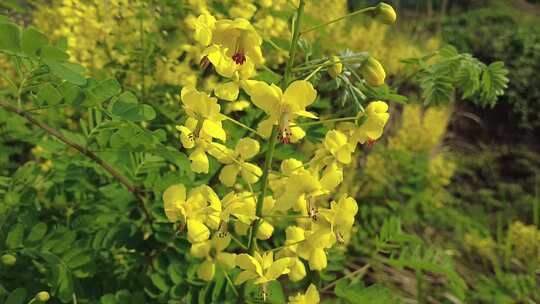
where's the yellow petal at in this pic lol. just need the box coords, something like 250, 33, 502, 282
202, 119, 226, 142
213, 234, 231, 252
305, 284, 320, 303
206, 45, 236, 78
289, 125, 306, 143
235, 138, 260, 160
240, 162, 263, 184
248, 81, 282, 114
320, 163, 343, 191
234, 270, 258, 285
257, 116, 277, 139
289, 258, 307, 282
191, 241, 211, 258
282, 80, 317, 112
219, 164, 240, 187
187, 219, 210, 243
217, 252, 236, 270
162, 184, 186, 222
309, 248, 327, 270
190, 148, 209, 174
215, 81, 240, 101
197, 259, 215, 281
176, 125, 196, 149
236, 254, 263, 275
265, 257, 291, 281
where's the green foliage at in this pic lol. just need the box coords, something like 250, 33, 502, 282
404, 45, 509, 106
442, 6, 540, 130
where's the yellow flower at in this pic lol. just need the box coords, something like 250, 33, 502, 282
246, 80, 318, 144
176, 118, 226, 174
221, 191, 257, 224
234, 251, 291, 285
274, 164, 342, 212
269, 158, 306, 199
318, 196, 359, 243
214, 57, 255, 101
213, 18, 264, 65
351, 101, 390, 145
181, 87, 226, 142
162, 184, 221, 243
312, 129, 354, 167
288, 284, 320, 304
191, 14, 216, 46
192, 234, 237, 281
296, 228, 334, 270
277, 226, 307, 281
362, 56, 386, 86
217, 138, 262, 187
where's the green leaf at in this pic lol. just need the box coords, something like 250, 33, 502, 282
100, 294, 117, 304
0, 22, 21, 53
335, 280, 395, 304
111, 92, 156, 121
26, 222, 48, 243
21, 27, 48, 56
479, 61, 509, 107
83, 79, 121, 107
40, 45, 69, 61
6, 223, 24, 249
266, 281, 286, 304
36, 83, 63, 105
150, 273, 169, 292
44, 60, 86, 85
5, 287, 27, 304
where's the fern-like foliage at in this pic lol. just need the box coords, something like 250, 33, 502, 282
404, 45, 509, 107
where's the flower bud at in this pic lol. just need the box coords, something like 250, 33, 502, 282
256, 220, 274, 240
35, 291, 50, 302
375, 2, 397, 25
362, 57, 386, 86
1, 254, 16, 267
328, 56, 343, 78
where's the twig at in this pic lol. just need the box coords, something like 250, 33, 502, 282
0, 100, 154, 227
321, 263, 371, 292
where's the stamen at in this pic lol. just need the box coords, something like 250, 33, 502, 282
232, 52, 246, 65
278, 112, 292, 144
367, 138, 376, 149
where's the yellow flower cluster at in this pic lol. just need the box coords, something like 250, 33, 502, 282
159, 6, 395, 294
162, 26, 396, 304
32, 0, 153, 71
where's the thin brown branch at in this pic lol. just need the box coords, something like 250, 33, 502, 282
0, 100, 154, 226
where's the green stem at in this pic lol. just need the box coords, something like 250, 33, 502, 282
283, 0, 305, 87
247, 126, 278, 254
295, 116, 357, 127
246, 0, 305, 255
300, 7, 376, 35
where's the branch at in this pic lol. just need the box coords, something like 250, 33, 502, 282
0, 100, 154, 225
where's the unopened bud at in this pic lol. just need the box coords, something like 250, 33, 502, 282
35, 291, 50, 302
256, 220, 274, 240
328, 56, 343, 78
375, 2, 397, 25
1, 254, 16, 267
362, 57, 386, 86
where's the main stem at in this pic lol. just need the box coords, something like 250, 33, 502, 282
246, 0, 305, 255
